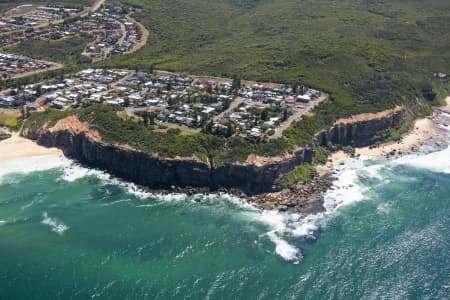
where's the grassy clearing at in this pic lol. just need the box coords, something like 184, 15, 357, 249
0, 112, 20, 129
279, 163, 317, 185
313, 146, 328, 164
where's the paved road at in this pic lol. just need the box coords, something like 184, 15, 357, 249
125, 107, 200, 133
111, 70, 135, 88
213, 97, 244, 122
124, 16, 150, 54
27, 70, 134, 109
0, 108, 19, 114
270, 94, 328, 140
91, 0, 106, 12
10, 61, 64, 80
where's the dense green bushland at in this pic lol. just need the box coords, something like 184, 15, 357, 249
98, 0, 448, 157
0, 0, 93, 12
10, 0, 450, 163
104, 0, 448, 108
5, 35, 94, 66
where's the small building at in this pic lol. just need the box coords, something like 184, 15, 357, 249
296, 95, 311, 103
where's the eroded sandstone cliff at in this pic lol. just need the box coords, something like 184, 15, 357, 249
23, 107, 404, 194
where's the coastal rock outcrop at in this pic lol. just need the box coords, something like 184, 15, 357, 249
23, 106, 404, 195
315, 106, 404, 147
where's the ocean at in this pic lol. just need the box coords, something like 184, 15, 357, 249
0, 142, 449, 299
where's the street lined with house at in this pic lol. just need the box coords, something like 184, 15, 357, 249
1, 3, 147, 62
0, 52, 62, 80
0, 67, 327, 140
0, 2, 327, 141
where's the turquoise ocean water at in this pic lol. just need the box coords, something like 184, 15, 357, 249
0, 141, 449, 299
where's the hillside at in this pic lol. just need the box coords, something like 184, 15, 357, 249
3, 0, 450, 163
106, 0, 449, 112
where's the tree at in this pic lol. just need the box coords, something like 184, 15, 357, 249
20, 105, 26, 120
421, 82, 436, 101
261, 109, 269, 121
203, 121, 214, 133
149, 112, 155, 125
282, 108, 288, 121
226, 124, 235, 137
35, 85, 43, 97
231, 76, 241, 94
142, 112, 149, 125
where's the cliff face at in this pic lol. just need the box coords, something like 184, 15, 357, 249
24, 118, 313, 194
315, 106, 404, 147
23, 107, 404, 194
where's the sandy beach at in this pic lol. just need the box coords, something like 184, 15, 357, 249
0, 132, 63, 161
318, 96, 450, 172
0, 96, 448, 166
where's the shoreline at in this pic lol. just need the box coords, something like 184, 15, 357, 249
0, 132, 63, 162
0, 97, 449, 214
254, 96, 450, 212
318, 96, 450, 172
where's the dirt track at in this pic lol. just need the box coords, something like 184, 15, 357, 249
125, 15, 149, 54
8, 61, 64, 80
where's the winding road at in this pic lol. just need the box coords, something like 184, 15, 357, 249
270, 94, 329, 140
91, 0, 106, 12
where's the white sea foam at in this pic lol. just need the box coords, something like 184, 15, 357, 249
61, 163, 154, 199
393, 145, 450, 174
376, 202, 392, 214
439, 124, 450, 132
60, 164, 103, 182
0, 155, 71, 182
41, 212, 69, 235
261, 135, 450, 263
291, 214, 322, 238
252, 155, 389, 262
252, 210, 309, 262
49, 142, 450, 263
0, 220, 6, 225
267, 231, 302, 263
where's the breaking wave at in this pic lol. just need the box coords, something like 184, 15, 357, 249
18, 122, 450, 263
41, 212, 69, 235
259, 121, 450, 263
56, 155, 381, 263
61, 163, 154, 199
393, 144, 450, 174
0, 155, 70, 183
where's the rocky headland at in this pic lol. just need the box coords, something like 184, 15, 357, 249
16, 104, 416, 214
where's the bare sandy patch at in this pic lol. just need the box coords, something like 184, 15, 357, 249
0, 133, 62, 161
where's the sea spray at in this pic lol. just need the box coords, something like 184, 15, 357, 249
0, 143, 449, 298
393, 144, 450, 174
0, 155, 70, 183
29, 124, 450, 264
250, 155, 390, 262
56, 156, 380, 263
60, 162, 306, 262
41, 212, 69, 235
